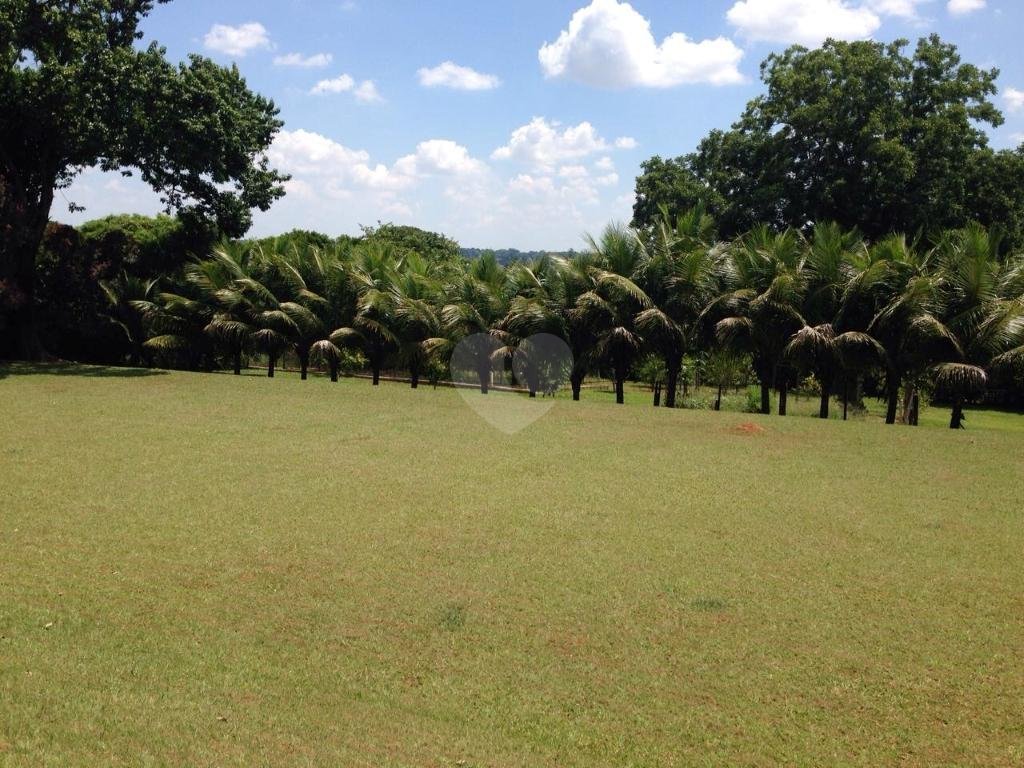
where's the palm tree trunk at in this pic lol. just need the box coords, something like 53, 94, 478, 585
818, 377, 830, 419
570, 370, 584, 401
653, 382, 661, 407
615, 375, 625, 405
778, 378, 788, 416
885, 373, 900, 425
299, 349, 309, 381
233, 348, 242, 376
267, 355, 276, 378
665, 359, 680, 409
371, 364, 380, 386
760, 380, 770, 415
843, 377, 849, 421
477, 362, 489, 394
329, 359, 339, 382
410, 362, 419, 389
715, 383, 723, 411
950, 399, 964, 429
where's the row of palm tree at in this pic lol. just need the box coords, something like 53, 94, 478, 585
101, 207, 1024, 429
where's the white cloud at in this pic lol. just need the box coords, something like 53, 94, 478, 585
492, 117, 635, 171
353, 80, 383, 103
1005, 87, 1024, 113
273, 52, 332, 68
865, 0, 928, 18
594, 156, 615, 172
394, 140, 487, 177
310, 74, 355, 95
948, 0, 986, 15
310, 75, 382, 102
203, 22, 271, 57
418, 61, 501, 91
727, 0, 881, 46
539, 0, 744, 88
1010, 132, 1024, 145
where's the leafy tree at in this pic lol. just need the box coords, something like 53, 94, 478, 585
633, 36, 1024, 247
1, 0, 286, 359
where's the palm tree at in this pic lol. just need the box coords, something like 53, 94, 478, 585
857, 235, 947, 424
441, 252, 509, 394
332, 242, 399, 386
99, 271, 160, 366
187, 246, 258, 375
708, 226, 806, 415
391, 251, 444, 389
574, 224, 651, 404
934, 224, 1024, 428
784, 223, 872, 419
275, 244, 351, 380
634, 205, 721, 408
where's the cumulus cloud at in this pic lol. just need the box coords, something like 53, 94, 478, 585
948, 0, 986, 14
353, 80, 383, 103
268, 129, 484, 198
1005, 87, 1024, 113
539, 0, 744, 88
203, 22, 271, 57
310, 75, 382, 102
492, 117, 635, 171
726, 0, 882, 46
394, 140, 487, 177
418, 61, 501, 91
273, 52, 332, 68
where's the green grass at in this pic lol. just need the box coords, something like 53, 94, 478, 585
2, 362, 1023, 767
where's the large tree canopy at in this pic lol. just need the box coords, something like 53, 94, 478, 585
0, 0, 287, 358
632, 35, 1024, 249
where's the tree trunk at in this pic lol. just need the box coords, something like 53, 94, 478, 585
267, 355, 276, 378
410, 362, 419, 389
477, 363, 489, 394
371, 363, 380, 386
843, 378, 849, 421
570, 371, 583, 401
299, 349, 309, 380
715, 383, 723, 411
950, 399, 964, 429
885, 373, 900, 425
0, 182, 55, 361
910, 392, 919, 426
818, 379, 830, 419
900, 384, 916, 425
778, 377, 788, 416
665, 359, 680, 409
760, 380, 770, 415
329, 359, 339, 382
233, 348, 242, 376
653, 382, 661, 407
615, 375, 625, 405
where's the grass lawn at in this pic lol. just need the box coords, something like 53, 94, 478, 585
2, 362, 1024, 766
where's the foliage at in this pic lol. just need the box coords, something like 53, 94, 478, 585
0, 0, 287, 358
632, 36, 1024, 249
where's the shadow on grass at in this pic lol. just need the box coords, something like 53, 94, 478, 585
0, 361, 168, 379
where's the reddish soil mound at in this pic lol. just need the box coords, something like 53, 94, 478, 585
729, 421, 767, 435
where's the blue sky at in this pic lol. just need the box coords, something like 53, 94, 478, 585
62, 0, 1024, 250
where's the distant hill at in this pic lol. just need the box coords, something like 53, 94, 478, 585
460, 247, 582, 265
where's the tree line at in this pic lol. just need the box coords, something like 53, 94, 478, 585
91, 207, 1024, 430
